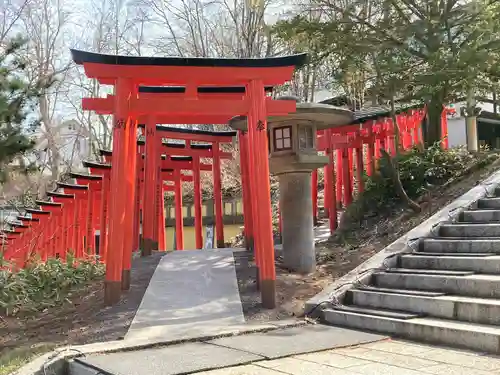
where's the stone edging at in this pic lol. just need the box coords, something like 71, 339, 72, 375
304, 167, 500, 315
13, 319, 307, 375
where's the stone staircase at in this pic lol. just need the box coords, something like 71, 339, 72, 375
323, 187, 500, 353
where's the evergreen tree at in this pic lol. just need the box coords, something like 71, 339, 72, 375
0, 36, 41, 183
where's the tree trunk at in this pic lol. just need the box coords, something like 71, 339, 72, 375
380, 149, 421, 212
424, 96, 443, 147
465, 87, 478, 152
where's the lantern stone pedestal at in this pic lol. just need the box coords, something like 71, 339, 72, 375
278, 172, 315, 273
230, 98, 353, 274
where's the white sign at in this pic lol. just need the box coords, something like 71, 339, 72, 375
204, 226, 214, 249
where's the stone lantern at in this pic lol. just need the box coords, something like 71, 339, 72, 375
229, 96, 353, 274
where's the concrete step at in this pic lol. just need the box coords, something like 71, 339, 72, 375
373, 272, 500, 298
323, 309, 500, 353
421, 238, 500, 253
439, 223, 500, 237
356, 285, 447, 297
400, 254, 500, 274
478, 198, 500, 209
462, 210, 500, 222
349, 289, 500, 325
414, 252, 494, 257
385, 268, 474, 276
331, 305, 422, 320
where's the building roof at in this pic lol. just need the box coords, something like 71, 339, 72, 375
318, 97, 423, 123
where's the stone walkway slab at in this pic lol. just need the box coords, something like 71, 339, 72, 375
70, 325, 387, 375
208, 324, 387, 359
197, 339, 500, 375
74, 342, 263, 375
125, 249, 245, 341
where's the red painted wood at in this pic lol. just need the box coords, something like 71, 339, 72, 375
174, 169, 184, 250
81, 63, 297, 86
193, 156, 203, 249
328, 140, 337, 234
238, 131, 253, 250
142, 116, 158, 254
123, 119, 139, 278
249, 79, 276, 308
105, 79, 132, 287
157, 184, 166, 251
336, 149, 343, 207
311, 169, 318, 223
212, 142, 224, 248
355, 144, 364, 194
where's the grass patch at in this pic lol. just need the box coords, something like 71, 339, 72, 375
0, 344, 56, 375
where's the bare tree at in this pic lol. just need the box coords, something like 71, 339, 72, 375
64, 0, 148, 155
21, 0, 72, 181
140, 0, 274, 59
0, 0, 30, 46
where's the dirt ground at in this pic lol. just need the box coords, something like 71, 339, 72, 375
2, 157, 500, 373
0, 252, 165, 372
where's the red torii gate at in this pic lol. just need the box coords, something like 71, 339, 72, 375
90, 123, 236, 257
82, 161, 112, 262
310, 107, 433, 232
1, 228, 22, 268
69, 172, 103, 257
55, 183, 89, 259
46, 191, 77, 260
98, 145, 213, 256
150, 127, 236, 251
140, 150, 229, 252
90, 106, 238, 254
88, 91, 269, 259
86, 142, 222, 289
33, 200, 63, 260
24, 208, 51, 259
71, 49, 306, 307
2, 225, 26, 268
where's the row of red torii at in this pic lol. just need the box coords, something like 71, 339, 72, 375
0, 49, 449, 309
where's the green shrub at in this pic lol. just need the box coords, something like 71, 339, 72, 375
0, 254, 104, 316
345, 143, 494, 222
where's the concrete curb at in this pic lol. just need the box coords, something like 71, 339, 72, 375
12, 319, 307, 375
304, 167, 500, 315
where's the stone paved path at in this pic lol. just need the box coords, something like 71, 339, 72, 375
196, 339, 500, 375
125, 248, 245, 341
314, 220, 331, 242
74, 324, 387, 375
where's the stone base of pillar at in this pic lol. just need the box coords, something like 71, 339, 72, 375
141, 238, 157, 256
260, 279, 276, 309
104, 280, 122, 306
245, 236, 255, 261
279, 172, 316, 274
121, 269, 131, 290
